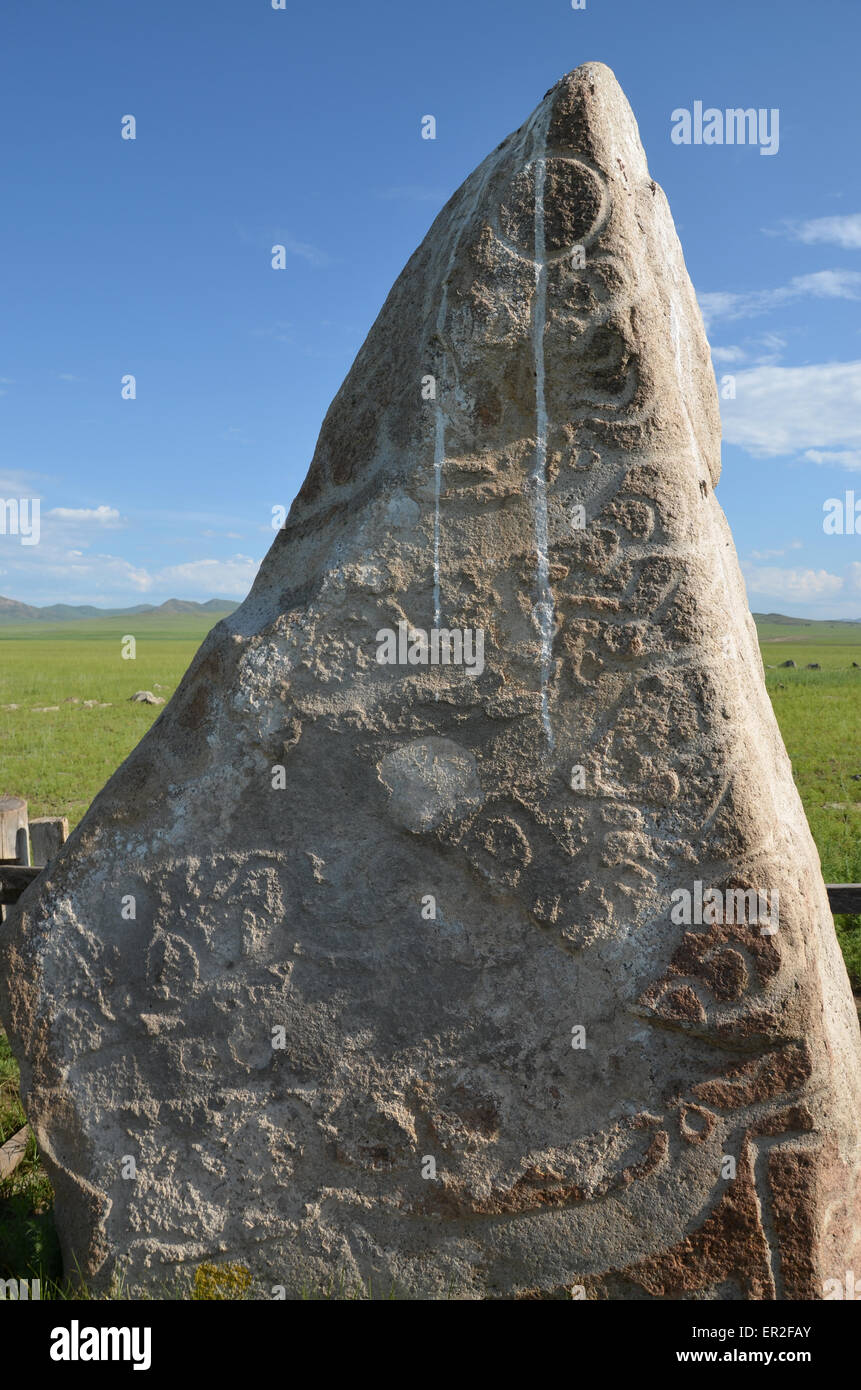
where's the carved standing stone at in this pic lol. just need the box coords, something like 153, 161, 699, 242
1, 63, 859, 1299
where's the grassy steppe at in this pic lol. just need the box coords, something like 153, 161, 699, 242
0, 612, 222, 1290
0, 613, 219, 829
760, 638, 861, 887
0, 609, 859, 1294
756, 627, 861, 987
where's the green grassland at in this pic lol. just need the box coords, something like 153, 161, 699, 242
1, 608, 860, 1293
758, 637, 861, 882
0, 612, 225, 1290
1, 609, 858, 866
756, 632, 861, 990
0, 612, 221, 829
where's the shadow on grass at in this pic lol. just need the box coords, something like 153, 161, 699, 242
0, 1189, 62, 1287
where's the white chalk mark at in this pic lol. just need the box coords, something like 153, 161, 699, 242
432, 164, 496, 630
433, 397, 445, 629
531, 123, 555, 749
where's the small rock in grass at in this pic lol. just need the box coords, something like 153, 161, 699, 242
129, 691, 165, 705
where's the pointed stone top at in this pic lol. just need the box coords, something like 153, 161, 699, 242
254, 53, 719, 626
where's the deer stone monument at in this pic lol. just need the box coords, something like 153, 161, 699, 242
2, 62, 860, 1299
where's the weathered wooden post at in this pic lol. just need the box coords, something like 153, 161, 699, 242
28, 816, 69, 868
0, 1124, 30, 1181
0, 795, 29, 922
0, 795, 28, 862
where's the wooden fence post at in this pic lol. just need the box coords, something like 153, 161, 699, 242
0, 795, 28, 862
0, 1124, 31, 1181
28, 816, 69, 868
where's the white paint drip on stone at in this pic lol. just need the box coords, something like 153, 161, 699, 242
530, 115, 555, 749
432, 270, 448, 629
433, 102, 545, 636
432, 165, 496, 630
669, 302, 683, 384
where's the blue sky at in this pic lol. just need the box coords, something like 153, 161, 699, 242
1, 0, 860, 616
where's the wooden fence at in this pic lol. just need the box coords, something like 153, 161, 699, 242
0, 795, 68, 910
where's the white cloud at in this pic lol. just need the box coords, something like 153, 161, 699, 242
742, 562, 861, 617
1, 491, 258, 605
792, 269, 861, 298
742, 564, 844, 600
48, 505, 121, 525
698, 270, 861, 328
154, 554, 260, 596
699, 292, 744, 329
0, 549, 153, 596
749, 541, 803, 560
721, 360, 861, 456
277, 236, 331, 268
91, 556, 152, 590
791, 214, 861, 250
0, 468, 46, 496
0, 543, 259, 607
803, 449, 861, 472
710, 333, 787, 368
710, 345, 747, 365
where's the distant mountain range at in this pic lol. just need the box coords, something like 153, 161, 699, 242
0, 595, 239, 624
0, 598, 857, 629
752, 612, 861, 626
